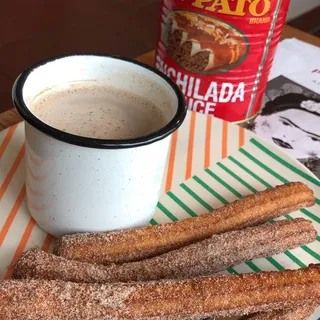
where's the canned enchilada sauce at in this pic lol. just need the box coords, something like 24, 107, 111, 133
155, 0, 290, 122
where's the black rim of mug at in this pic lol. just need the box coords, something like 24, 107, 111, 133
12, 54, 187, 149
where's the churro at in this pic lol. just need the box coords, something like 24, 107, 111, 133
54, 182, 315, 265
2, 265, 320, 319
14, 218, 317, 283
242, 301, 318, 319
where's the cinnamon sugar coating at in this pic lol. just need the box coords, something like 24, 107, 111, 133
54, 182, 315, 265
242, 301, 318, 319
14, 219, 317, 283
2, 265, 320, 319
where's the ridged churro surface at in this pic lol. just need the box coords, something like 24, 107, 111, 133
1, 265, 320, 319
54, 182, 315, 265
243, 301, 318, 319
14, 219, 317, 283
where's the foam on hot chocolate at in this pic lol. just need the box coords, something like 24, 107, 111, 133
30, 82, 168, 140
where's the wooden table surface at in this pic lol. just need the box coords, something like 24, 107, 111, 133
0, 25, 319, 132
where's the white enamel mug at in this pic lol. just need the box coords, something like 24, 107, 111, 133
12, 54, 186, 237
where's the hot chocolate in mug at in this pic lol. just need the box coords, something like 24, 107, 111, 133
12, 54, 186, 237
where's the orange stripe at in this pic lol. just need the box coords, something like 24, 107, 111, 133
26, 198, 41, 212
26, 180, 44, 197
165, 131, 178, 192
28, 150, 43, 166
204, 116, 212, 169
222, 121, 228, 159
42, 234, 54, 252
239, 126, 245, 148
26, 160, 46, 181
0, 185, 26, 247
5, 218, 36, 279
0, 125, 17, 159
185, 112, 196, 180
0, 144, 25, 200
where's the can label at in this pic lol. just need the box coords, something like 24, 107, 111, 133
155, 0, 290, 122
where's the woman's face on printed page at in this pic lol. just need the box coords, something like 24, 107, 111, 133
254, 108, 320, 159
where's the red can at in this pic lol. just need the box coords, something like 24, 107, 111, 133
155, 0, 290, 123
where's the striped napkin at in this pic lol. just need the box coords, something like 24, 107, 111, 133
0, 112, 319, 319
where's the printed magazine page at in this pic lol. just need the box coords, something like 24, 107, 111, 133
249, 39, 320, 178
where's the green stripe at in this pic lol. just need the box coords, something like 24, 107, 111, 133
217, 158, 320, 252
229, 156, 271, 189
284, 251, 307, 268
194, 172, 305, 276
246, 261, 261, 272
205, 168, 243, 198
200, 171, 295, 272
266, 257, 286, 271
180, 183, 214, 211
250, 138, 320, 187
204, 166, 315, 268
239, 148, 320, 224
300, 245, 320, 261
150, 218, 158, 226
239, 148, 288, 184
157, 202, 178, 222
217, 159, 320, 263
193, 176, 229, 205
150, 219, 158, 226
216, 163, 257, 193
300, 208, 320, 224
227, 268, 239, 275
167, 191, 198, 218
